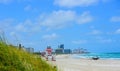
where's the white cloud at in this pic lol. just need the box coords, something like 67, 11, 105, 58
10, 31, 16, 36
39, 10, 76, 29
77, 11, 93, 24
1, 11, 92, 33
94, 36, 114, 43
42, 33, 58, 40
0, 18, 14, 31
110, 16, 120, 22
15, 24, 26, 32
0, 10, 93, 36
0, 0, 31, 4
0, 0, 13, 4
15, 19, 41, 33
0, 18, 14, 25
99, 39, 113, 43
24, 5, 37, 12
0, 18, 42, 36
38, 10, 93, 30
89, 26, 95, 29
115, 29, 120, 34
24, 5, 32, 11
72, 40, 87, 44
13, 10, 92, 32
102, 0, 110, 3
54, 0, 99, 8
0, 29, 4, 35
89, 30, 102, 35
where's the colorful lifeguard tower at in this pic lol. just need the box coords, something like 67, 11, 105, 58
45, 46, 56, 61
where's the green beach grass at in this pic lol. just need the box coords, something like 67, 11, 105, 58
0, 35, 57, 71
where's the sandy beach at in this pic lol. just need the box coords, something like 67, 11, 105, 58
49, 54, 120, 71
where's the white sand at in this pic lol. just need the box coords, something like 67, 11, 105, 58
50, 54, 120, 71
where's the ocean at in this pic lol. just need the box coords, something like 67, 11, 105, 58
72, 52, 120, 59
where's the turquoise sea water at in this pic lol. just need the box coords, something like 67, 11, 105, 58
73, 52, 120, 59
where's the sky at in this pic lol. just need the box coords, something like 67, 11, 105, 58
0, 0, 120, 53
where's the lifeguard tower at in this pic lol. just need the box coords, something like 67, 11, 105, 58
45, 46, 56, 61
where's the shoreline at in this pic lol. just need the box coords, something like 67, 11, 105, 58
72, 53, 120, 60
51, 54, 120, 71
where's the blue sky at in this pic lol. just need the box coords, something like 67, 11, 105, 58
0, 0, 120, 53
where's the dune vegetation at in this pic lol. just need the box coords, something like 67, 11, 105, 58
0, 35, 57, 71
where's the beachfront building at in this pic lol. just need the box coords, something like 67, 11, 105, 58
18, 44, 25, 50
72, 48, 89, 54
26, 47, 34, 53
55, 44, 64, 54
64, 49, 72, 54
59, 44, 64, 49
55, 44, 72, 54
55, 48, 64, 54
